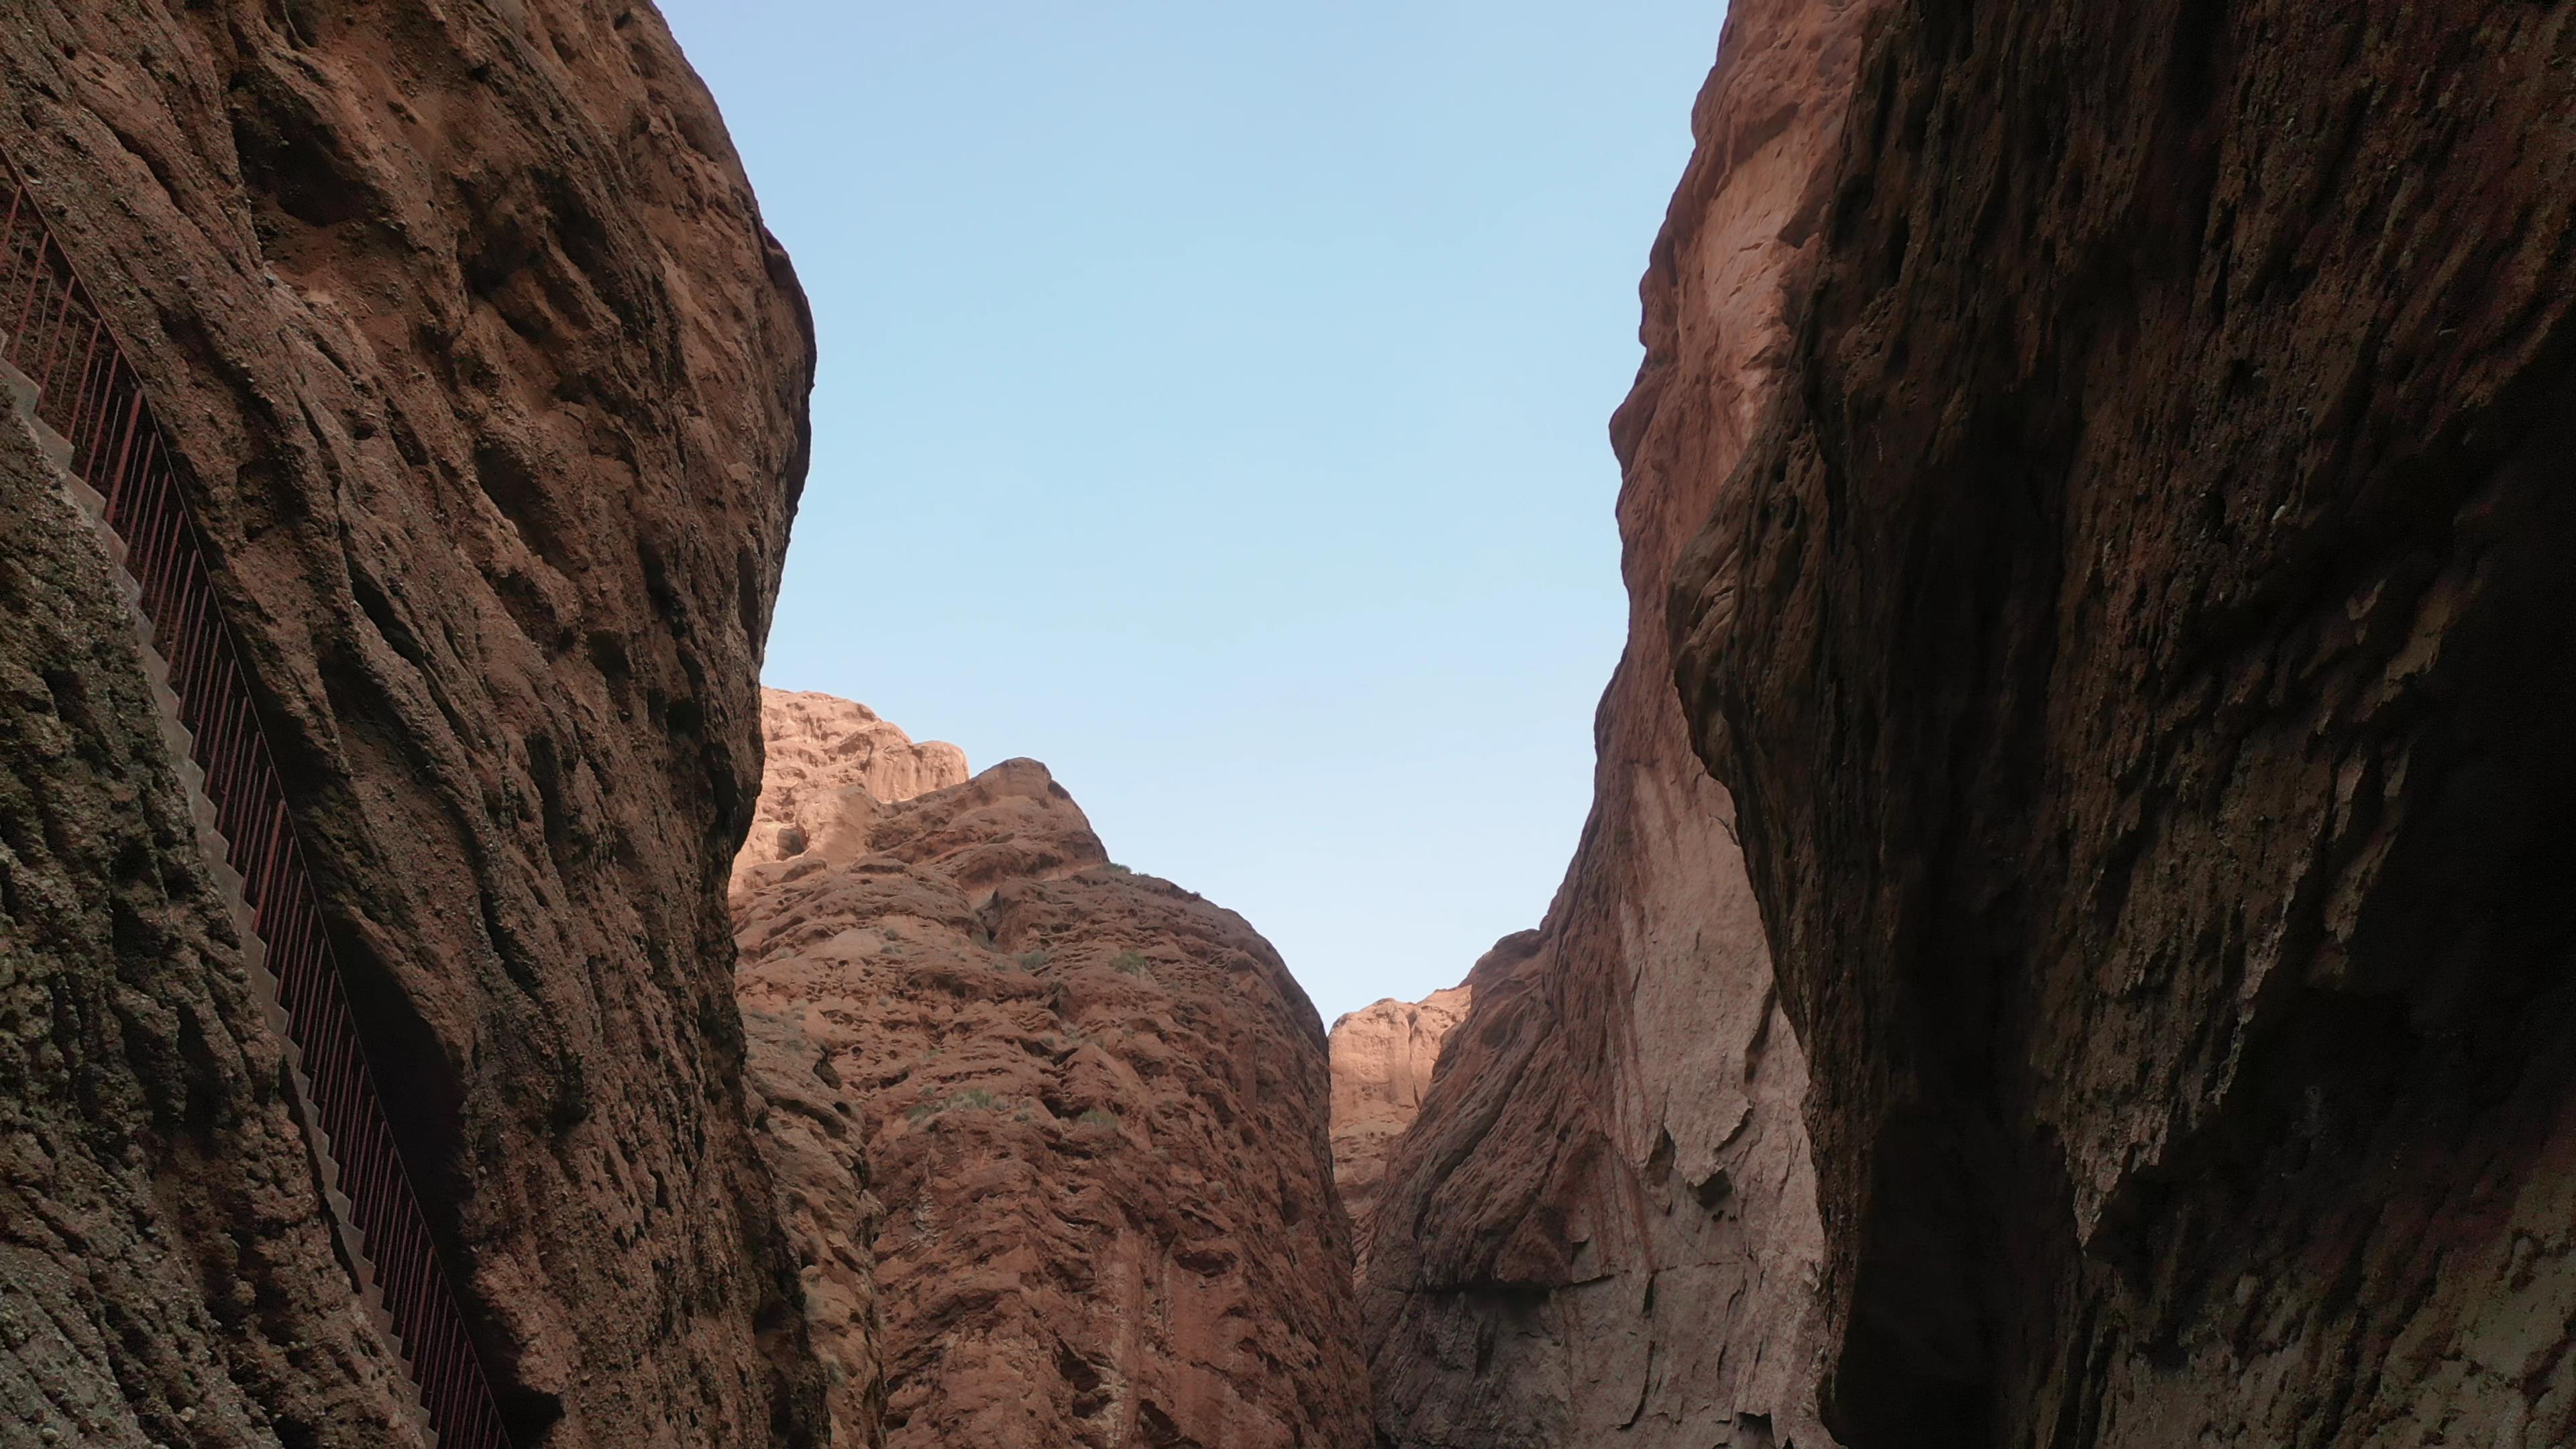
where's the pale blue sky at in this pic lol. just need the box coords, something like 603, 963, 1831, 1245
657, 1, 1729, 1022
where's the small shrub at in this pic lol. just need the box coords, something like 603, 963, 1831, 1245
1018, 949, 1052, 972
906, 1087, 1000, 1124
1110, 951, 1149, 977
1076, 1108, 1119, 1129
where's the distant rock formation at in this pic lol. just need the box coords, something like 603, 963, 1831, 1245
735, 689, 971, 888
2, 348, 420, 1449
732, 699, 1373, 1449
1326, 976, 1477, 1271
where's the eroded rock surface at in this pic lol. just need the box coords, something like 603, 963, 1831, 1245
1, 373, 416, 1449
1354, 3, 1873, 1444
1326, 981, 1473, 1269
734, 733, 1371, 1448
741, 1008, 889, 1449
1, 2, 824, 1442
1669, 2, 2576, 1445
734, 689, 969, 888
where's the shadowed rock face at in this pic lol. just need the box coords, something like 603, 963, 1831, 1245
1327, 981, 1472, 1271
2, 378, 417, 1449
733, 731, 1372, 1449
1354, 3, 1876, 1444
1669, 1, 2576, 1444
0, 2, 823, 1443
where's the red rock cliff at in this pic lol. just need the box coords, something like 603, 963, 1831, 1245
1326, 979, 1473, 1271
0, 1, 823, 1442
1354, 2, 1878, 1444
732, 698, 1371, 1449
1670, 1, 2576, 1444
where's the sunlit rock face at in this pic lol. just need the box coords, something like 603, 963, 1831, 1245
1327, 980, 1474, 1273
0, 1, 825, 1442
1352, 1, 1879, 1444
1668, 1, 2576, 1444
732, 698, 1373, 1449
733, 689, 971, 890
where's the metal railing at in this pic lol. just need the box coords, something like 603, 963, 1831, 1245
1, 166, 511, 1449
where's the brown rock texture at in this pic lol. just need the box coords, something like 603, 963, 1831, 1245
1668, 1, 2576, 1445
1, 1, 824, 1443
741, 1009, 888, 1449
2, 372, 417, 1449
733, 688, 969, 889
733, 739, 1371, 1449
1326, 980, 1472, 1269
1354, 2, 1874, 1444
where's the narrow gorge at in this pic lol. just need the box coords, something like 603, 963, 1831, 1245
5, 2, 2571, 1448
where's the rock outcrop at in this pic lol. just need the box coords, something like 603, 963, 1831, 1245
734, 689, 969, 888
1353, 3, 1872, 1444
1326, 980, 1474, 1269
1, 2, 824, 1442
1668, 2, 2576, 1445
733, 719, 1371, 1448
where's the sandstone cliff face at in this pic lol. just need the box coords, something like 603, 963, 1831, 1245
1326, 981, 1472, 1269
2, 377, 417, 1449
733, 733, 1371, 1448
1, 3, 822, 1442
1354, 3, 1874, 1444
1668, 2, 2576, 1445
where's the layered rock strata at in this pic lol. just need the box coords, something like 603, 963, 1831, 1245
1326, 981, 1472, 1269
1353, 3, 1876, 1445
1, 2, 824, 1442
1669, 1, 2576, 1444
733, 735, 1371, 1449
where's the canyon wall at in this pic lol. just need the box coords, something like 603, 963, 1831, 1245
2, 370, 420, 1449
1354, 2, 1877, 1444
1669, 1, 2576, 1445
1, 1, 823, 1442
732, 704, 1371, 1448
1326, 981, 1472, 1269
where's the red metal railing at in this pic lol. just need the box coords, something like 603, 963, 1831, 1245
1, 168, 511, 1449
